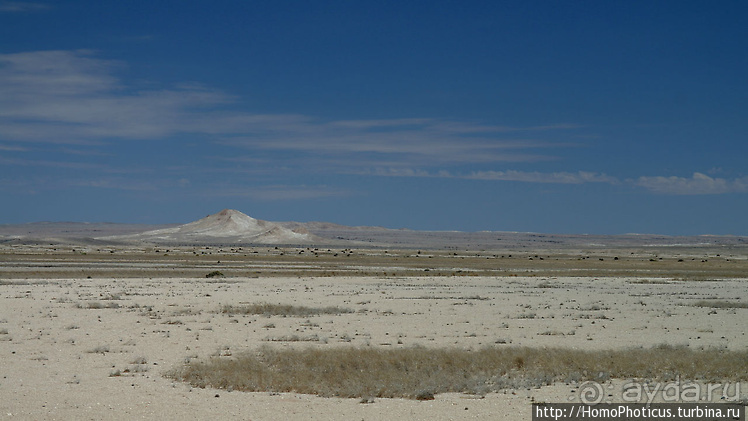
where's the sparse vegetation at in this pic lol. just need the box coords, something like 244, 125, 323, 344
76, 301, 120, 309
167, 344, 748, 399
691, 300, 748, 309
536, 282, 560, 289
2, 237, 747, 419
628, 279, 671, 284
263, 334, 321, 342
403, 295, 489, 300
220, 303, 353, 317
0, 280, 50, 285
130, 356, 148, 365
171, 307, 202, 316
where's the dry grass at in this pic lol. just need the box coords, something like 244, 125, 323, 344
263, 334, 322, 342
0, 280, 50, 285
167, 345, 748, 399
691, 300, 748, 309
402, 295, 489, 300
76, 301, 120, 309
628, 279, 672, 284
220, 303, 353, 317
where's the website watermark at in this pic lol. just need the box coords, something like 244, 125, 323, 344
533, 403, 744, 421
574, 377, 743, 405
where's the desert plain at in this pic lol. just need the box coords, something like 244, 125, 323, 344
1, 219, 747, 420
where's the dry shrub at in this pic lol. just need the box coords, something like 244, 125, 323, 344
87, 345, 110, 354
167, 345, 748, 399
220, 303, 353, 317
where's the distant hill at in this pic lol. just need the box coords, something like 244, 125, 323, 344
99, 209, 318, 245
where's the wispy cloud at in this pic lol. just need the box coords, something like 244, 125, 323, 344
0, 143, 27, 151
5, 50, 742, 198
365, 168, 619, 184
635, 172, 748, 195
0, 155, 106, 170
0, 50, 233, 141
200, 184, 352, 201
364, 167, 748, 195
465, 170, 618, 184
0, 50, 578, 168
0, 1, 50, 12
66, 177, 160, 191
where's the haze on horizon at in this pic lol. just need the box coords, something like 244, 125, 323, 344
1, 1, 746, 235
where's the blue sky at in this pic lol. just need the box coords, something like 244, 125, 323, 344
1, 1, 746, 235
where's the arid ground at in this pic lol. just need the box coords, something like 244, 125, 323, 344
1, 243, 747, 420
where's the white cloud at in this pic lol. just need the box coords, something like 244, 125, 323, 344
635, 172, 748, 195
0, 1, 49, 12
370, 168, 748, 195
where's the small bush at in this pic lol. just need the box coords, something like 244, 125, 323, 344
206, 271, 225, 278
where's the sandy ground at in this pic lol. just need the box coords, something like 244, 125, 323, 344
2, 266, 747, 420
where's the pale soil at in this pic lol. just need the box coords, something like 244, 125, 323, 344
0, 247, 747, 420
